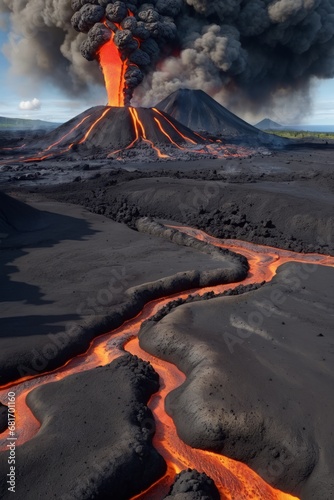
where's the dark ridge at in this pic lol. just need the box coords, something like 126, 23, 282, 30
0, 217, 248, 385
142, 282, 264, 326
0, 191, 47, 235
165, 469, 220, 500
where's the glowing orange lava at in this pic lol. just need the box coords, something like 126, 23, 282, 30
78, 108, 111, 144
1, 229, 333, 498
152, 108, 197, 145
131, 107, 170, 159
127, 337, 298, 500
153, 117, 183, 149
44, 115, 91, 152
0, 112, 100, 165
108, 107, 171, 159
98, 38, 126, 107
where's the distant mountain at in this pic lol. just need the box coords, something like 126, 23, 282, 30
155, 89, 284, 145
255, 118, 283, 130
0, 116, 61, 130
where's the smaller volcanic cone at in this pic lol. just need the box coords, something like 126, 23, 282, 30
156, 89, 286, 145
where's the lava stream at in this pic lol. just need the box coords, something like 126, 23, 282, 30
1, 231, 333, 498
152, 109, 197, 145
0, 109, 109, 165
127, 337, 297, 500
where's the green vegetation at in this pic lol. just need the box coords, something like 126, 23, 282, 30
0, 116, 60, 129
264, 129, 334, 140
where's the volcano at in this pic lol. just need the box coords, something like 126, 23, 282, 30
1, 91, 284, 166
28, 106, 203, 158
156, 89, 283, 145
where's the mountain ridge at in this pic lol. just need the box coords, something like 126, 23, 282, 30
0, 116, 61, 130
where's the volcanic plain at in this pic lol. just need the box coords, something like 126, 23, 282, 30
0, 98, 333, 500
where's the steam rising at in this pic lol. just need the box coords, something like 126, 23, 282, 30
1, 0, 334, 116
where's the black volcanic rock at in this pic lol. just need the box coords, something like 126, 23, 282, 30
156, 89, 285, 145
0, 191, 47, 236
139, 263, 334, 498
166, 469, 220, 500
0, 403, 7, 434
0, 354, 166, 500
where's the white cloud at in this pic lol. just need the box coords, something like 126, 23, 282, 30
19, 98, 41, 111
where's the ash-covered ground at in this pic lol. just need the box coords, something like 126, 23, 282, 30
0, 129, 333, 500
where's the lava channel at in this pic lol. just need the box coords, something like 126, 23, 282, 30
1, 230, 333, 498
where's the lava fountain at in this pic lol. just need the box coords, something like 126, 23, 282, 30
1, 228, 333, 498
97, 38, 126, 107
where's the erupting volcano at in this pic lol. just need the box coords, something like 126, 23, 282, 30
0, 2, 290, 166
71, 0, 180, 106
1, 1, 334, 498
0, 91, 280, 166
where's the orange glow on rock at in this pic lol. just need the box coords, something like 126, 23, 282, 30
131, 107, 170, 159
1, 228, 333, 498
98, 38, 126, 107
152, 108, 197, 145
78, 107, 111, 144
127, 336, 299, 500
153, 117, 183, 149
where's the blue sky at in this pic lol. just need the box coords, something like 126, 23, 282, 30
0, 25, 333, 126
0, 26, 105, 124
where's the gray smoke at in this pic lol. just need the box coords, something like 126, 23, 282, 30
1, 0, 333, 116
136, 0, 334, 117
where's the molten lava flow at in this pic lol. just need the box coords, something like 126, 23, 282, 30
153, 117, 183, 150
44, 115, 92, 152
127, 337, 298, 500
132, 107, 170, 159
78, 108, 111, 145
98, 38, 126, 107
152, 108, 197, 145
1, 229, 333, 498
0, 112, 99, 165
115, 107, 170, 159
0, 143, 27, 152
25, 114, 94, 162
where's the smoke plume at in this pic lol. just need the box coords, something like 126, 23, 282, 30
1, 0, 334, 116
70, 0, 181, 103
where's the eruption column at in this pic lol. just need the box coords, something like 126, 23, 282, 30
98, 38, 125, 107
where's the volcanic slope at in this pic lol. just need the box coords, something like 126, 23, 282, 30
0, 191, 48, 237
156, 89, 285, 145
16, 106, 203, 157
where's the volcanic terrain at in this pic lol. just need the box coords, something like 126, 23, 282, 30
0, 91, 333, 500
0, 91, 285, 168
156, 89, 284, 145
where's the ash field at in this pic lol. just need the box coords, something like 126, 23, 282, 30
0, 88, 333, 500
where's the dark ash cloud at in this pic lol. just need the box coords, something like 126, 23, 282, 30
0, 0, 333, 115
